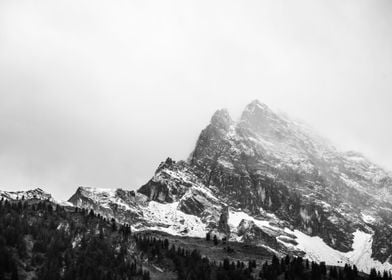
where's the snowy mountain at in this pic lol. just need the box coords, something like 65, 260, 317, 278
187, 100, 392, 269
0, 188, 53, 201
67, 100, 392, 273
3, 100, 392, 274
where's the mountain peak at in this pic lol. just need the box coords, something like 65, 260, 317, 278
210, 108, 233, 130
75, 186, 116, 197
240, 100, 283, 134
242, 100, 273, 116
245, 99, 270, 110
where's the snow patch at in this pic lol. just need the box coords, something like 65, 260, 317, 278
284, 228, 392, 273
361, 213, 376, 224
218, 158, 235, 170
228, 210, 392, 273
228, 210, 280, 234
141, 201, 206, 238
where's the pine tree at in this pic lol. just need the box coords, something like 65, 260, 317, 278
213, 235, 218, 246
206, 232, 211, 241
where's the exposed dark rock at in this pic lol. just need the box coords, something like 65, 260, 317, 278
138, 180, 173, 203
218, 206, 230, 236
237, 220, 278, 247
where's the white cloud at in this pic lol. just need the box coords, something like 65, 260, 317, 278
0, 0, 391, 200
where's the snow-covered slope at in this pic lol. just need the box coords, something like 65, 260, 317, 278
0, 188, 53, 201
0, 187, 75, 207
67, 159, 229, 237
227, 208, 392, 273
65, 178, 392, 274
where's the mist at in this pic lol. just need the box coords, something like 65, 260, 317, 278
0, 0, 391, 200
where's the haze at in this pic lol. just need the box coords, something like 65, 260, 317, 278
0, 0, 391, 200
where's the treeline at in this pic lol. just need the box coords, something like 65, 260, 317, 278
0, 198, 149, 280
135, 235, 255, 280
258, 253, 392, 280
136, 233, 392, 280
259, 255, 361, 280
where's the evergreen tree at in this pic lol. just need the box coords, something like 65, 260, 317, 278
213, 235, 218, 246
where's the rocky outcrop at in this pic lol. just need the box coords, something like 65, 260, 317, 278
68, 186, 143, 223
218, 206, 230, 236
138, 158, 194, 203
138, 180, 174, 203
237, 220, 278, 247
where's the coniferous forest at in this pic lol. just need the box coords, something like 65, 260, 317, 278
0, 198, 391, 280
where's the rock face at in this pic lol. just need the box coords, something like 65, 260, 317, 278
11, 100, 391, 273
138, 158, 191, 203
189, 100, 392, 256
68, 186, 144, 222
237, 220, 279, 247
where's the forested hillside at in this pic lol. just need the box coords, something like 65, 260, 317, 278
0, 198, 390, 280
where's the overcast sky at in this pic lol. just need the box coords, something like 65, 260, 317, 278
0, 0, 391, 200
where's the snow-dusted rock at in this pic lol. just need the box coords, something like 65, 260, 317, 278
189, 100, 392, 258
0, 188, 53, 201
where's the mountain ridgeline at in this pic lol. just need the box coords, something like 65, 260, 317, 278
2, 100, 392, 278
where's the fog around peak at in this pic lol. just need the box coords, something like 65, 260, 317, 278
0, 0, 391, 200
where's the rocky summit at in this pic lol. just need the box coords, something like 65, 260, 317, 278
4, 100, 392, 274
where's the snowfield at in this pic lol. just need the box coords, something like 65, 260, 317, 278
141, 201, 207, 238
228, 209, 279, 231
289, 229, 392, 274
228, 209, 392, 273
